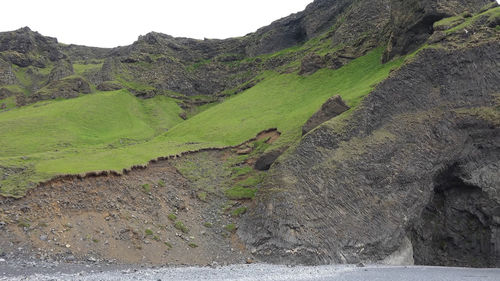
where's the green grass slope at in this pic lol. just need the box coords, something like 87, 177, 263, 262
163, 48, 403, 146
0, 48, 403, 197
0, 90, 183, 196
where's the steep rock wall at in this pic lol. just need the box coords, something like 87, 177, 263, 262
239, 42, 500, 266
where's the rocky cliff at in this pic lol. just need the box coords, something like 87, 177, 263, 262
4, 0, 489, 105
240, 15, 500, 266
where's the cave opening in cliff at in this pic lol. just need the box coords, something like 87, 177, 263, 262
410, 164, 498, 267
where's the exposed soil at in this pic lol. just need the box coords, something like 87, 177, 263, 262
0, 145, 267, 265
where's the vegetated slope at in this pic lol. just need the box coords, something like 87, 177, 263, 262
0, 91, 183, 196
240, 7, 500, 267
0, 91, 182, 156
0, 0, 411, 197
0, 48, 402, 197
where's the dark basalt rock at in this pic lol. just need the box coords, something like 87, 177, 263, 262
302, 95, 350, 135
410, 163, 500, 267
299, 54, 325, 76
254, 147, 288, 171
0, 51, 33, 67
0, 27, 64, 64
0, 58, 17, 85
245, 0, 353, 56
47, 60, 74, 83
240, 41, 500, 266
382, 0, 492, 62
33, 77, 91, 101
96, 81, 123, 91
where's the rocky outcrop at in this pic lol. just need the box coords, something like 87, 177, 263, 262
330, 0, 392, 54
254, 147, 288, 171
62, 44, 110, 62
299, 54, 325, 75
382, 0, 493, 62
410, 163, 500, 267
0, 58, 17, 85
47, 59, 74, 83
33, 77, 91, 101
240, 41, 500, 266
302, 95, 350, 135
97, 81, 123, 91
0, 27, 64, 67
244, 0, 352, 56
1, 1, 494, 102
96, 57, 121, 84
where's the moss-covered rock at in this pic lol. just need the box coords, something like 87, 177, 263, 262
33, 76, 91, 101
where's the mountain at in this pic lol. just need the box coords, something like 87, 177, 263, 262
0, 0, 499, 268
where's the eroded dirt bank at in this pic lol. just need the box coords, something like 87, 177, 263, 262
0, 151, 259, 265
0, 129, 281, 265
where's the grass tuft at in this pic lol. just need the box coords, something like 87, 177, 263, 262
167, 213, 177, 221
224, 223, 237, 233
197, 191, 207, 202
225, 186, 257, 200
174, 221, 189, 233
142, 184, 151, 193
231, 206, 248, 217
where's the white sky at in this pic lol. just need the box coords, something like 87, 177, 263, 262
1, 0, 314, 48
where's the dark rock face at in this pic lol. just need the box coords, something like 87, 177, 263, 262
254, 147, 288, 171
33, 77, 91, 101
302, 95, 350, 135
47, 60, 74, 83
330, 0, 392, 53
411, 163, 500, 267
0, 27, 64, 66
62, 44, 110, 61
382, 0, 493, 62
0, 59, 17, 85
0, 0, 493, 103
240, 42, 500, 266
299, 54, 325, 75
245, 0, 353, 56
0, 0, 427, 101
96, 81, 123, 91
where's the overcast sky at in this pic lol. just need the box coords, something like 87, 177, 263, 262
1, 0, 314, 48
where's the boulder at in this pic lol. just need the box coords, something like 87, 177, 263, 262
299, 54, 325, 75
96, 81, 123, 91
33, 77, 91, 101
47, 60, 74, 83
0, 59, 17, 85
302, 95, 350, 135
254, 147, 288, 171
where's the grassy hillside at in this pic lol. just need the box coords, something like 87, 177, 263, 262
0, 91, 184, 196
0, 48, 404, 197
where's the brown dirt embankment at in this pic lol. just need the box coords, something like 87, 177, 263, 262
0, 128, 280, 265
